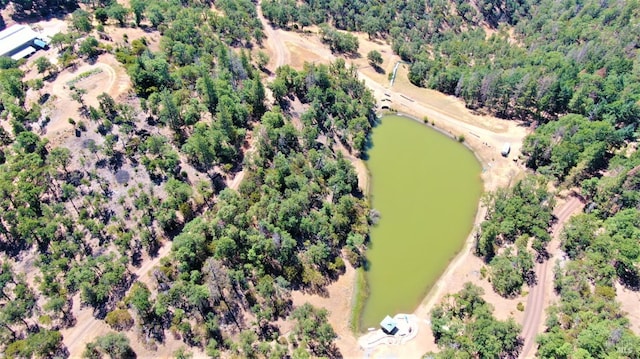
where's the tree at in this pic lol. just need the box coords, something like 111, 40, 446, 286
108, 3, 129, 26
429, 283, 522, 358
34, 57, 52, 75
129, 0, 146, 25
94, 8, 109, 24
126, 282, 152, 319
47, 147, 71, 175
78, 37, 100, 58
367, 50, 383, 68
291, 303, 337, 356
105, 309, 134, 331
5, 329, 64, 359
84, 332, 135, 359
256, 51, 269, 70
489, 251, 525, 297
72, 9, 93, 33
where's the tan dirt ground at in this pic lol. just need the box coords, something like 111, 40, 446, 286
40, 53, 128, 147
255, 18, 600, 359
616, 283, 640, 335
270, 34, 531, 359
11, 5, 639, 359
288, 263, 362, 359
59, 241, 209, 358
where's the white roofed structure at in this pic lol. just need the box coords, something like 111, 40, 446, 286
0, 24, 44, 59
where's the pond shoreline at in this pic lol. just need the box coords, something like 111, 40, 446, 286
349, 111, 487, 334
357, 114, 483, 329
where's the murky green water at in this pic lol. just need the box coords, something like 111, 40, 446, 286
361, 115, 482, 329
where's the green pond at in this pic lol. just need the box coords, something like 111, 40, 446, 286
361, 114, 483, 329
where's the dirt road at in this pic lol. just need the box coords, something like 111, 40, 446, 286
256, 5, 534, 358
61, 241, 173, 356
519, 196, 584, 358
256, 9, 526, 168
358, 72, 525, 158
257, 0, 290, 72
61, 168, 250, 356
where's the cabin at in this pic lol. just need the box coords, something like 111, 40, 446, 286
380, 315, 398, 335
501, 142, 511, 157
0, 25, 48, 60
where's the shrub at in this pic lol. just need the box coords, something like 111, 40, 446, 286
105, 309, 134, 331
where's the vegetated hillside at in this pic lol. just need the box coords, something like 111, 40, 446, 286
0, 0, 376, 357
263, 0, 640, 124
264, 0, 640, 356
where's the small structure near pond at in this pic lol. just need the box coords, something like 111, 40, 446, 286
359, 314, 419, 352
380, 315, 398, 335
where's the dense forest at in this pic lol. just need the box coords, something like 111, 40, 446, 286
261, 0, 640, 356
263, 0, 640, 124
2, 0, 640, 357
0, 0, 375, 357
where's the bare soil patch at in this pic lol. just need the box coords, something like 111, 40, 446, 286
37, 53, 130, 149
105, 25, 162, 53
288, 263, 362, 359
286, 41, 324, 70
616, 283, 640, 335
255, 18, 534, 357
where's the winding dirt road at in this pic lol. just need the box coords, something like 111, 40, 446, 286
61, 173, 248, 356
255, 6, 597, 358
256, 0, 290, 71
519, 196, 584, 358
256, 5, 538, 358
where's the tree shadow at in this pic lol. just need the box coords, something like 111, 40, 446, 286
85, 56, 98, 65
372, 65, 386, 74
535, 247, 550, 263
10, 6, 78, 22
38, 93, 51, 105
96, 158, 108, 169
617, 262, 640, 291
359, 127, 377, 161
345, 52, 361, 60
130, 246, 142, 267
524, 270, 537, 287
321, 344, 343, 359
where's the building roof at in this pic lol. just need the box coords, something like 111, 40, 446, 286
0, 25, 39, 57
380, 315, 397, 333
10, 46, 36, 60
34, 39, 47, 48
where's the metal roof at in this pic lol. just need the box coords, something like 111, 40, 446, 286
10, 46, 36, 60
0, 25, 39, 57
34, 39, 47, 48
380, 315, 397, 333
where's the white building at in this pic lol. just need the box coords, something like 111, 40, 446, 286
0, 24, 47, 60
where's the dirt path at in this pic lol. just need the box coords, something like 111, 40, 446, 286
255, 5, 532, 358
288, 263, 362, 359
519, 195, 584, 358
60, 241, 174, 356
257, 0, 290, 72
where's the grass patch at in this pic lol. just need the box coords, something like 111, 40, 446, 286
66, 68, 103, 87
349, 266, 369, 334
